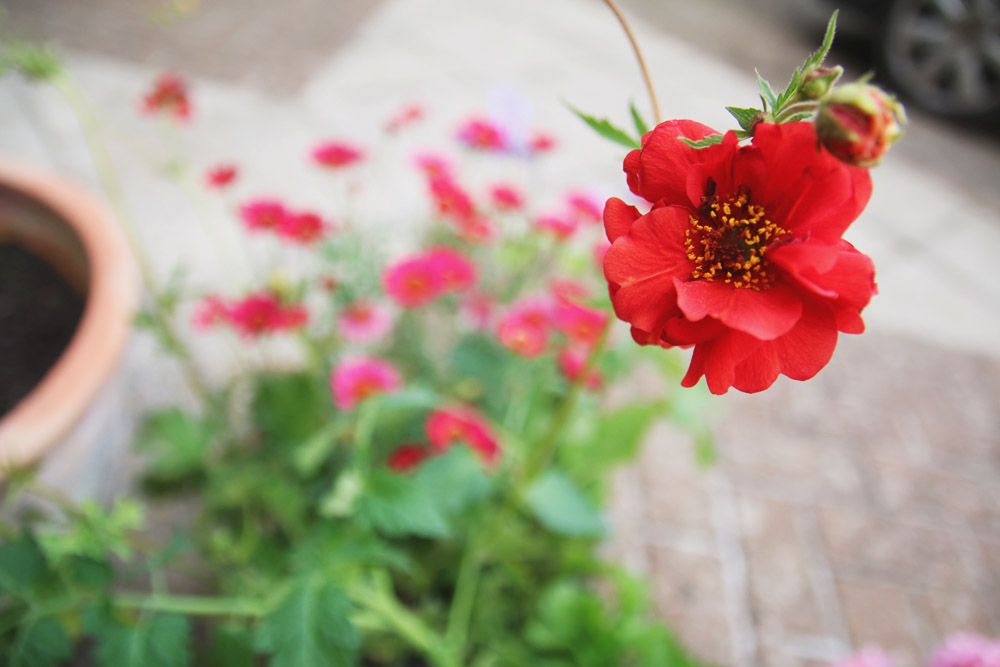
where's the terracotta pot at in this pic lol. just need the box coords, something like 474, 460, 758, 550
0, 158, 139, 476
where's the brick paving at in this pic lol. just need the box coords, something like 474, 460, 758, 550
609, 333, 1000, 666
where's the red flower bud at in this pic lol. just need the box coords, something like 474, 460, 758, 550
815, 82, 906, 167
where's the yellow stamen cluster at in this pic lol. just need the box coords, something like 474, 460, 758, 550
684, 192, 787, 290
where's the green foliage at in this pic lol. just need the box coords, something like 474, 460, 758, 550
561, 401, 665, 485
525, 471, 604, 538
137, 408, 215, 481
629, 100, 650, 137
679, 134, 724, 149
8, 617, 72, 667
88, 611, 192, 667
39, 499, 144, 562
756, 69, 778, 111
725, 105, 761, 131
253, 373, 331, 445
566, 104, 641, 149
0, 533, 46, 596
0, 41, 62, 81
206, 625, 255, 667
355, 471, 451, 538
256, 576, 360, 667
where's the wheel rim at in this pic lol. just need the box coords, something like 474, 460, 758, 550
885, 0, 1000, 114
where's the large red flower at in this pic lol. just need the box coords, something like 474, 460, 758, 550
604, 121, 875, 394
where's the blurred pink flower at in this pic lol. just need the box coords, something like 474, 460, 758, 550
496, 299, 552, 358
460, 291, 494, 329
558, 347, 602, 389
385, 103, 424, 133
141, 72, 191, 121
192, 295, 230, 330
566, 191, 603, 224
383, 255, 445, 308
425, 406, 499, 464
535, 214, 579, 240
205, 164, 238, 189
427, 247, 477, 292
330, 357, 402, 411
456, 117, 506, 151
338, 301, 393, 343
239, 199, 286, 232
312, 141, 364, 169
489, 184, 524, 211
388, 444, 429, 472
429, 176, 475, 221
279, 210, 329, 244
227, 292, 308, 338
414, 153, 454, 180
831, 647, 895, 667
553, 298, 608, 347
929, 634, 1000, 667
530, 131, 556, 154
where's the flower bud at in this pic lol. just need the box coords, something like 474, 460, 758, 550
815, 82, 906, 167
800, 65, 843, 100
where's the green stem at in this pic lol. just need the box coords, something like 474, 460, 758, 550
347, 573, 457, 667
771, 100, 820, 123
52, 73, 210, 403
112, 592, 266, 617
444, 522, 484, 661
522, 318, 613, 481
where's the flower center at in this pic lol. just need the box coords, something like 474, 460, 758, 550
684, 191, 787, 290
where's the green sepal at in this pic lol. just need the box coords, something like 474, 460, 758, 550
805, 11, 838, 71
566, 103, 641, 150
725, 106, 761, 131
756, 70, 778, 111
679, 134, 724, 149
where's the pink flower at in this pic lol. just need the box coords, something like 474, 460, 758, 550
388, 444, 429, 472
831, 647, 895, 667
383, 255, 445, 308
566, 192, 603, 223
239, 199, 286, 232
227, 292, 308, 338
338, 301, 393, 342
553, 299, 608, 347
455, 215, 497, 244
279, 210, 329, 244
192, 295, 230, 330
558, 347, 602, 389
460, 291, 494, 329
141, 72, 191, 121
456, 117, 506, 151
385, 104, 424, 133
425, 406, 499, 463
929, 634, 1000, 667
205, 164, 238, 189
496, 299, 552, 358
330, 357, 402, 411
489, 184, 524, 211
414, 153, 454, 180
312, 141, 364, 169
429, 176, 475, 221
549, 279, 589, 302
530, 131, 556, 154
535, 214, 579, 240
427, 247, 477, 291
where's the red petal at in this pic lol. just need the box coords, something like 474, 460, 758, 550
681, 328, 763, 394
674, 279, 803, 341
627, 120, 720, 203
768, 298, 838, 380
604, 206, 693, 334
603, 197, 641, 243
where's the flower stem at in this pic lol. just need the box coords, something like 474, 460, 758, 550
772, 100, 820, 123
52, 72, 210, 403
444, 521, 485, 661
112, 592, 266, 617
522, 317, 613, 481
602, 0, 663, 124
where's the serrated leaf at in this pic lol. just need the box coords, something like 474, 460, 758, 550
356, 472, 450, 538
525, 471, 604, 538
9, 617, 71, 667
566, 104, 640, 150
776, 68, 803, 110
725, 106, 760, 131
679, 134, 724, 149
0, 534, 46, 595
92, 613, 191, 667
256, 577, 359, 667
629, 101, 650, 138
756, 70, 777, 111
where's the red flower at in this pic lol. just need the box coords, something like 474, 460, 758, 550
426, 247, 477, 291
425, 407, 499, 464
312, 142, 364, 169
604, 120, 875, 394
456, 118, 507, 151
383, 255, 445, 308
141, 72, 191, 121
330, 357, 402, 411
279, 210, 329, 244
815, 82, 905, 167
388, 444, 429, 472
205, 165, 238, 189
496, 299, 552, 358
239, 199, 286, 231
226, 292, 308, 338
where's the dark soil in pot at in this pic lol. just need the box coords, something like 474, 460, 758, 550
0, 242, 86, 418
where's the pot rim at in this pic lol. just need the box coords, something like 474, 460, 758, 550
0, 158, 139, 466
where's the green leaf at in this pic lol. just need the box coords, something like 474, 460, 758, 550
679, 134, 724, 149
725, 106, 761, 131
64, 554, 113, 591
562, 402, 665, 482
566, 104, 640, 150
629, 101, 650, 137
91, 613, 191, 667
253, 373, 330, 446
256, 577, 359, 667
293, 421, 344, 477
207, 625, 255, 667
136, 408, 214, 480
0, 534, 46, 595
775, 68, 803, 110
524, 471, 604, 538
806, 10, 838, 70
756, 69, 778, 111
356, 472, 450, 538
9, 617, 72, 667
412, 446, 491, 514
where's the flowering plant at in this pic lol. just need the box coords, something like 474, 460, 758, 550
0, 8, 924, 667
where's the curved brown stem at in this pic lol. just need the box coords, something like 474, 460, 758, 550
602, 0, 663, 124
